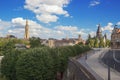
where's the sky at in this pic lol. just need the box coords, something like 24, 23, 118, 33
0, 0, 120, 40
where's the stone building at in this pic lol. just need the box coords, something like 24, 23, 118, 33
41, 35, 85, 48
111, 26, 120, 49
96, 24, 102, 39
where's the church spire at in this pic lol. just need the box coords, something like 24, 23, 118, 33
24, 19, 29, 40
96, 24, 102, 39
97, 24, 101, 33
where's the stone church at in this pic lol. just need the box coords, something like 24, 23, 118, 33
96, 24, 107, 41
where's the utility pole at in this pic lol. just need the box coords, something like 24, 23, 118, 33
85, 53, 87, 60
108, 64, 111, 80
108, 50, 111, 80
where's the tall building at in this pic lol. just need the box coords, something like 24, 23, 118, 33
111, 25, 120, 49
96, 24, 102, 39
24, 20, 29, 40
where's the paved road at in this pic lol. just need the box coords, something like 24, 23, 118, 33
102, 50, 120, 72
78, 49, 120, 80
77, 50, 103, 80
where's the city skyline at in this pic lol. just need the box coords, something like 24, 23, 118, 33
0, 0, 120, 39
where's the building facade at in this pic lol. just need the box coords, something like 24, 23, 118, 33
111, 26, 120, 49
41, 35, 85, 48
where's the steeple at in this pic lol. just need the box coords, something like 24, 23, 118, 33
24, 20, 29, 40
97, 24, 101, 33
96, 24, 102, 39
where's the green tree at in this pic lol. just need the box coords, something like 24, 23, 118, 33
16, 48, 55, 80
1, 50, 23, 80
29, 37, 43, 48
99, 38, 104, 48
89, 39, 95, 47
106, 39, 110, 47
94, 38, 99, 48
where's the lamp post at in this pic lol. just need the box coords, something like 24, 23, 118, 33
108, 64, 111, 80
108, 50, 111, 80
85, 53, 87, 60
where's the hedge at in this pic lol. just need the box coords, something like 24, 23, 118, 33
1, 45, 91, 80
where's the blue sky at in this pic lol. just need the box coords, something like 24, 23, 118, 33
0, 0, 120, 39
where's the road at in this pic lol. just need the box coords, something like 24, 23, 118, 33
77, 48, 120, 80
102, 50, 120, 72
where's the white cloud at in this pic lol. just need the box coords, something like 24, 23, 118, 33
89, 31, 96, 37
0, 20, 11, 30
24, 0, 70, 23
117, 22, 120, 25
55, 25, 78, 31
36, 14, 59, 23
89, 0, 100, 7
4, 17, 119, 40
0, 17, 65, 39
101, 22, 113, 32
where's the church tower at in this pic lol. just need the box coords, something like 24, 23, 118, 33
24, 20, 29, 40
96, 24, 102, 39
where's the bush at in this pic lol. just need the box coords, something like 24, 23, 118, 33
1, 45, 91, 80
16, 48, 55, 80
1, 50, 23, 80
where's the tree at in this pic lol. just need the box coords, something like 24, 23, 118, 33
29, 37, 43, 48
16, 48, 55, 80
106, 39, 110, 47
88, 39, 95, 47
99, 38, 104, 48
94, 38, 99, 48
1, 50, 23, 80
78, 42, 84, 46
0, 38, 29, 55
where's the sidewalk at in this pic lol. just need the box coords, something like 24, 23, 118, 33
77, 49, 120, 80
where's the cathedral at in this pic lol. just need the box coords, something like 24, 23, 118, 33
96, 24, 107, 42
96, 24, 102, 39
24, 20, 29, 40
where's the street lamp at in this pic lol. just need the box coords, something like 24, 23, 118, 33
108, 50, 111, 80
85, 52, 87, 60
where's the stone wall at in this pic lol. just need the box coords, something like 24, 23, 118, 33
62, 58, 96, 80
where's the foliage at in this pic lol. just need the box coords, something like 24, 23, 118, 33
16, 48, 55, 80
1, 45, 91, 80
1, 50, 23, 80
0, 38, 29, 55
78, 42, 84, 46
29, 37, 43, 48
99, 38, 104, 48
86, 36, 110, 48
94, 38, 99, 48
106, 39, 110, 47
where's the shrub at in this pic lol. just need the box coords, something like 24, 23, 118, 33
16, 48, 55, 80
1, 50, 23, 80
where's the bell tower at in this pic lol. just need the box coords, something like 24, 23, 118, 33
24, 20, 29, 40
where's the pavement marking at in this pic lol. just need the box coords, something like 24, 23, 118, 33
113, 50, 120, 63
